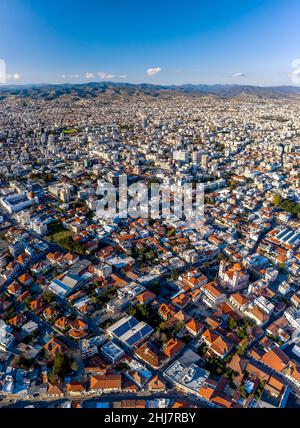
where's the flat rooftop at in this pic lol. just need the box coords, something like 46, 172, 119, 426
101, 340, 125, 361
107, 315, 154, 348
164, 358, 210, 394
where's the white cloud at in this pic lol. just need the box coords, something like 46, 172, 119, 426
86, 71, 126, 81
147, 67, 161, 76
0, 60, 6, 84
85, 72, 95, 79
232, 72, 245, 78
61, 74, 79, 80
98, 71, 115, 80
291, 69, 300, 85
6, 73, 21, 81
291, 59, 300, 85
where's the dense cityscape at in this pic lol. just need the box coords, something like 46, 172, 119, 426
0, 86, 299, 409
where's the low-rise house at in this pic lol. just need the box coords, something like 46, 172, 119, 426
260, 348, 290, 373
291, 293, 300, 309
44, 337, 69, 356
227, 354, 247, 383
47, 252, 63, 266
66, 382, 86, 396
89, 374, 122, 394
254, 295, 275, 316
135, 290, 156, 305
18, 273, 34, 287
134, 342, 165, 369
266, 316, 291, 343
282, 363, 300, 388
55, 316, 70, 331
147, 375, 166, 392
244, 306, 269, 326
43, 307, 59, 321
63, 252, 80, 266
171, 292, 191, 309
68, 319, 89, 340
17, 290, 31, 304
202, 329, 233, 359
29, 296, 45, 314
265, 375, 286, 399
7, 281, 22, 296
47, 383, 64, 398
158, 303, 176, 321
186, 318, 205, 337
202, 282, 226, 307
8, 313, 27, 328
229, 293, 250, 312
163, 338, 185, 360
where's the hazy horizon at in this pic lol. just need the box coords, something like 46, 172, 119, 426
1, 81, 300, 89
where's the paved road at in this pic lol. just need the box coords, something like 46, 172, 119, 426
1, 390, 209, 408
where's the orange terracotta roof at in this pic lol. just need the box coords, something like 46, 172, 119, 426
90, 374, 122, 391
147, 376, 166, 391
260, 348, 290, 372
163, 338, 184, 358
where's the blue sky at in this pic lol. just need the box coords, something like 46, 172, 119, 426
1, 0, 300, 85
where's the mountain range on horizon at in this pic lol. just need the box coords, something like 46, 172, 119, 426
1, 81, 300, 100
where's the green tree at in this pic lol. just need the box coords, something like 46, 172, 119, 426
52, 353, 67, 378
167, 228, 176, 237
228, 318, 238, 331
198, 343, 208, 356
237, 339, 248, 356
273, 194, 282, 207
